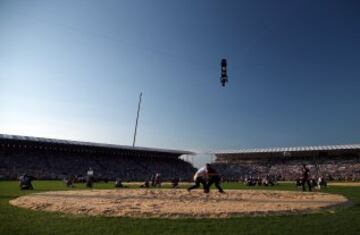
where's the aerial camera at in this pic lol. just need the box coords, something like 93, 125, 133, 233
220, 58, 228, 87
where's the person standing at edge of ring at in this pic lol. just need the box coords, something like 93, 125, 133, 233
301, 164, 312, 192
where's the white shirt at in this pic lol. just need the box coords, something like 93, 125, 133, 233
193, 166, 207, 181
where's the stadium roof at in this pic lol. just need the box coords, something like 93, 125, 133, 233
0, 133, 193, 155
213, 144, 360, 155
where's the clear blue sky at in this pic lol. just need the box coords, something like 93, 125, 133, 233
1, 0, 359, 157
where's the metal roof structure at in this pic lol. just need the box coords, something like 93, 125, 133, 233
213, 144, 360, 155
0, 133, 193, 155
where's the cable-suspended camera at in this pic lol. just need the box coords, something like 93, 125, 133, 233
220, 58, 228, 87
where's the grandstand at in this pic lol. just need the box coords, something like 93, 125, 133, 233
213, 144, 360, 181
0, 134, 195, 180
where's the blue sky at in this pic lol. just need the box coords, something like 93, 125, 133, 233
0, 0, 359, 165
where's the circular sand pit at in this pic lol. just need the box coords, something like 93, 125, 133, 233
9, 189, 348, 218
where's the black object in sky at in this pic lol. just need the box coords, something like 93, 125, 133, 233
220, 59, 228, 87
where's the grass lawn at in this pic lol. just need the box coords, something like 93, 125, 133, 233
0, 181, 359, 235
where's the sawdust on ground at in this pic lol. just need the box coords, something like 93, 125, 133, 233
9, 189, 348, 218
328, 182, 360, 187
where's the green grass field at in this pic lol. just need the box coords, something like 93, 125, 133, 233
0, 181, 359, 235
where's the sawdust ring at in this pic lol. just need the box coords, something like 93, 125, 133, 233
9, 189, 348, 218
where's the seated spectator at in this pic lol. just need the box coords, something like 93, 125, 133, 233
246, 177, 257, 186
318, 176, 327, 189
115, 178, 124, 188
171, 177, 180, 188
140, 179, 150, 188
311, 177, 318, 189
19, 174, 34, 190
65, 175, 75, 188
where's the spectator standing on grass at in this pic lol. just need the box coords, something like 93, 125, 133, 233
154, 173, 162, 187
301, 164, 312, 191
150, 174, 156, 187
86, 167, 94, 188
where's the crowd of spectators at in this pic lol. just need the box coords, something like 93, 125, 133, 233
213, 156, 360, 181
0, 150, 195, 181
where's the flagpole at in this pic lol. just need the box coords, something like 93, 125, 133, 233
132, 92, 142, 147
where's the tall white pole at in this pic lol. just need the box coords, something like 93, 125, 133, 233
133, 92, 142, 147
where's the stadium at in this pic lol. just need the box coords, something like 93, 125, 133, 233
1, 133, 360, 234
1, 133, 359, 182
1, 1, 360, 234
